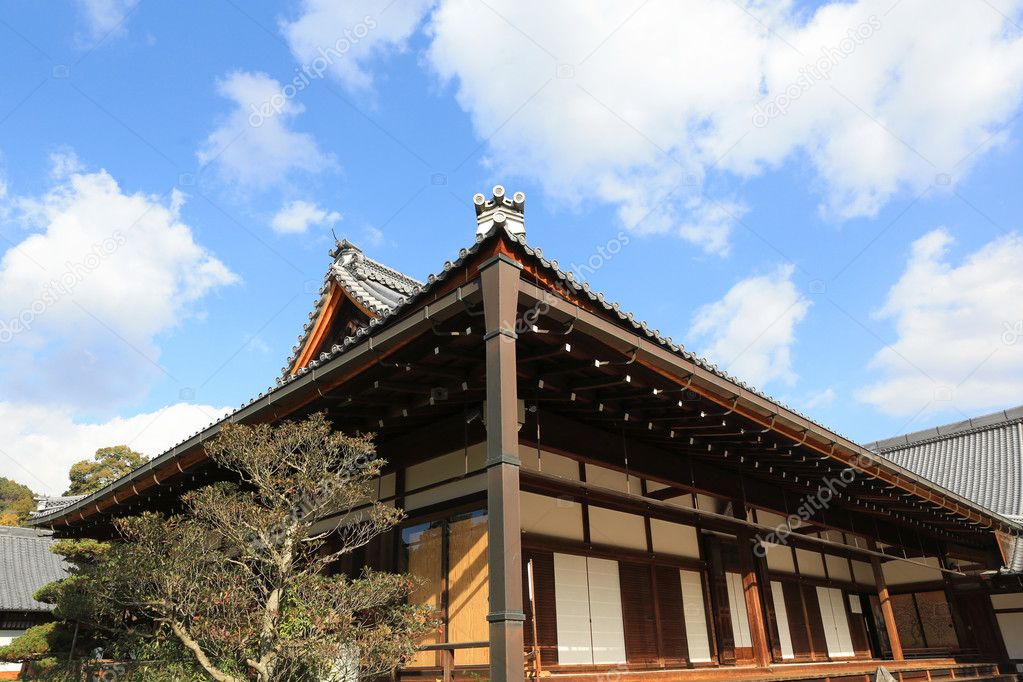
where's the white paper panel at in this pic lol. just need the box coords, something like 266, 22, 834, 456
587, 507, 649, 551
816, 586, 854, 657
997, 613, 1023, 658
726, 572, 753, 648
992, 593, 1023, 610
553, 553, 593, 664
771, 581, 795, 659
680, 570, 712, 663
585, 557, 628, 664
826, 554, 852, 582
650, 518, 700, 558
520, 492, 584, 541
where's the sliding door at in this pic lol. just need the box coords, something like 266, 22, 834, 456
553, 553, 628, 665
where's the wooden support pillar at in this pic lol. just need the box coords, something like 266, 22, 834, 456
868, 540, 904, 661
736, 529, 772, 667
481, 253, 526, 681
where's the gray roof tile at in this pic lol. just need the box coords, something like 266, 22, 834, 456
283, 240, 422, 377
866, 407, 1023, 521
0, 527, 68, 612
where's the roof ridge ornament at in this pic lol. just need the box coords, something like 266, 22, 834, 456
473, 184, 525, 238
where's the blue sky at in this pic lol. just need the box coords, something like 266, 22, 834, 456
1, 0, 1022, 494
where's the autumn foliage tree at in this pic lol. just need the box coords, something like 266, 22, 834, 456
57, 414, 430, 681
0, 476, 35, 525
66, 445, 148, 496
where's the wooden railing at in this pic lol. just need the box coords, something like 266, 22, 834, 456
417, 641, 489, 682
415, 639, 546, 680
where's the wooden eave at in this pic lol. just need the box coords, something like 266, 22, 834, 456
32, 229, 1022, 548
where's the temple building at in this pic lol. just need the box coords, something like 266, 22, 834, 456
30, 187, 1023, 681
0, 527, 68, 680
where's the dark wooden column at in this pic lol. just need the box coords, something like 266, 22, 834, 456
481, 253, 526, 681
868, 540, 904, 661
736, 529, 772, 667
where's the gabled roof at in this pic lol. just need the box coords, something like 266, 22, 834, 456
283, 240, 422, 377
0, 526, 67, 612
866, 406, 1023, 522
29, 187, 1023, 539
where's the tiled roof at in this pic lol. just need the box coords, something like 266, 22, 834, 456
865, 407, 1023, 521
29, 188, 1023, 536
0, 526, 67, 612
283, 239, 422, 377
31, 495, 88, 517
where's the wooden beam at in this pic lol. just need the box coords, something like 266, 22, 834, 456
516, 279, 1018, 535
481, 252, 526, 681
868, 539, 904, 662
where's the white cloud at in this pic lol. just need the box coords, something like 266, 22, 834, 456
689, 264, 810, 387
75, 0, 138, 42
0, 162, 238, 409
859, 229, 1023, 416
361, 225, 385, 248
197, 71, 335, 190
0, 402, 231, 495
281, 0, 435, 92
423, 0, 1023, 253
271, 200, 341, 234
803, 387, 837, 410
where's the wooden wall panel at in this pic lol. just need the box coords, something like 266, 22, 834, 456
770, 581, 796, 660
620, 562, 659, 664
448, 515, 490, 665
523, 550, 559, 666
801, 584, 830, 659
406, 525, 443, 668
656, 565, 689, 663
782, 581, 812, 659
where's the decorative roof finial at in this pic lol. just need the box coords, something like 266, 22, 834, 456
473, 184, 525, 238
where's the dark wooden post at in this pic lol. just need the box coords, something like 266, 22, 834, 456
481, 253, 526, 681
868, 540, 904, 661
736, 529, 772, 667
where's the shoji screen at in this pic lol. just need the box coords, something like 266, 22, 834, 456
680, 569, 713, 662
552, 553, 627, 665
587, 557, 628, 664
770, 581, 796, 660
725, 572, 754, 649
816, 586, 855, 657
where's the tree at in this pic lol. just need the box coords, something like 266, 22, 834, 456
27, 414, 431, 681
0, 476, 36, 525
66, 446, 148, 495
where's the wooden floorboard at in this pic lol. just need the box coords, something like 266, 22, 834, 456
531, 659, 1005, 682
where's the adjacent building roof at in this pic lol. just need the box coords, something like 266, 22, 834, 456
866, 406, 1023, 522
283, 239, 422, 378
0, 526, 67, 612
32, 495, 88, 517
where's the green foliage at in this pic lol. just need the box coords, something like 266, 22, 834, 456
0, 475, 36, 524
50, 537, 110, 564
10, 415, 432, 682
66, 445, 148, 495
0, 622, 73, 662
